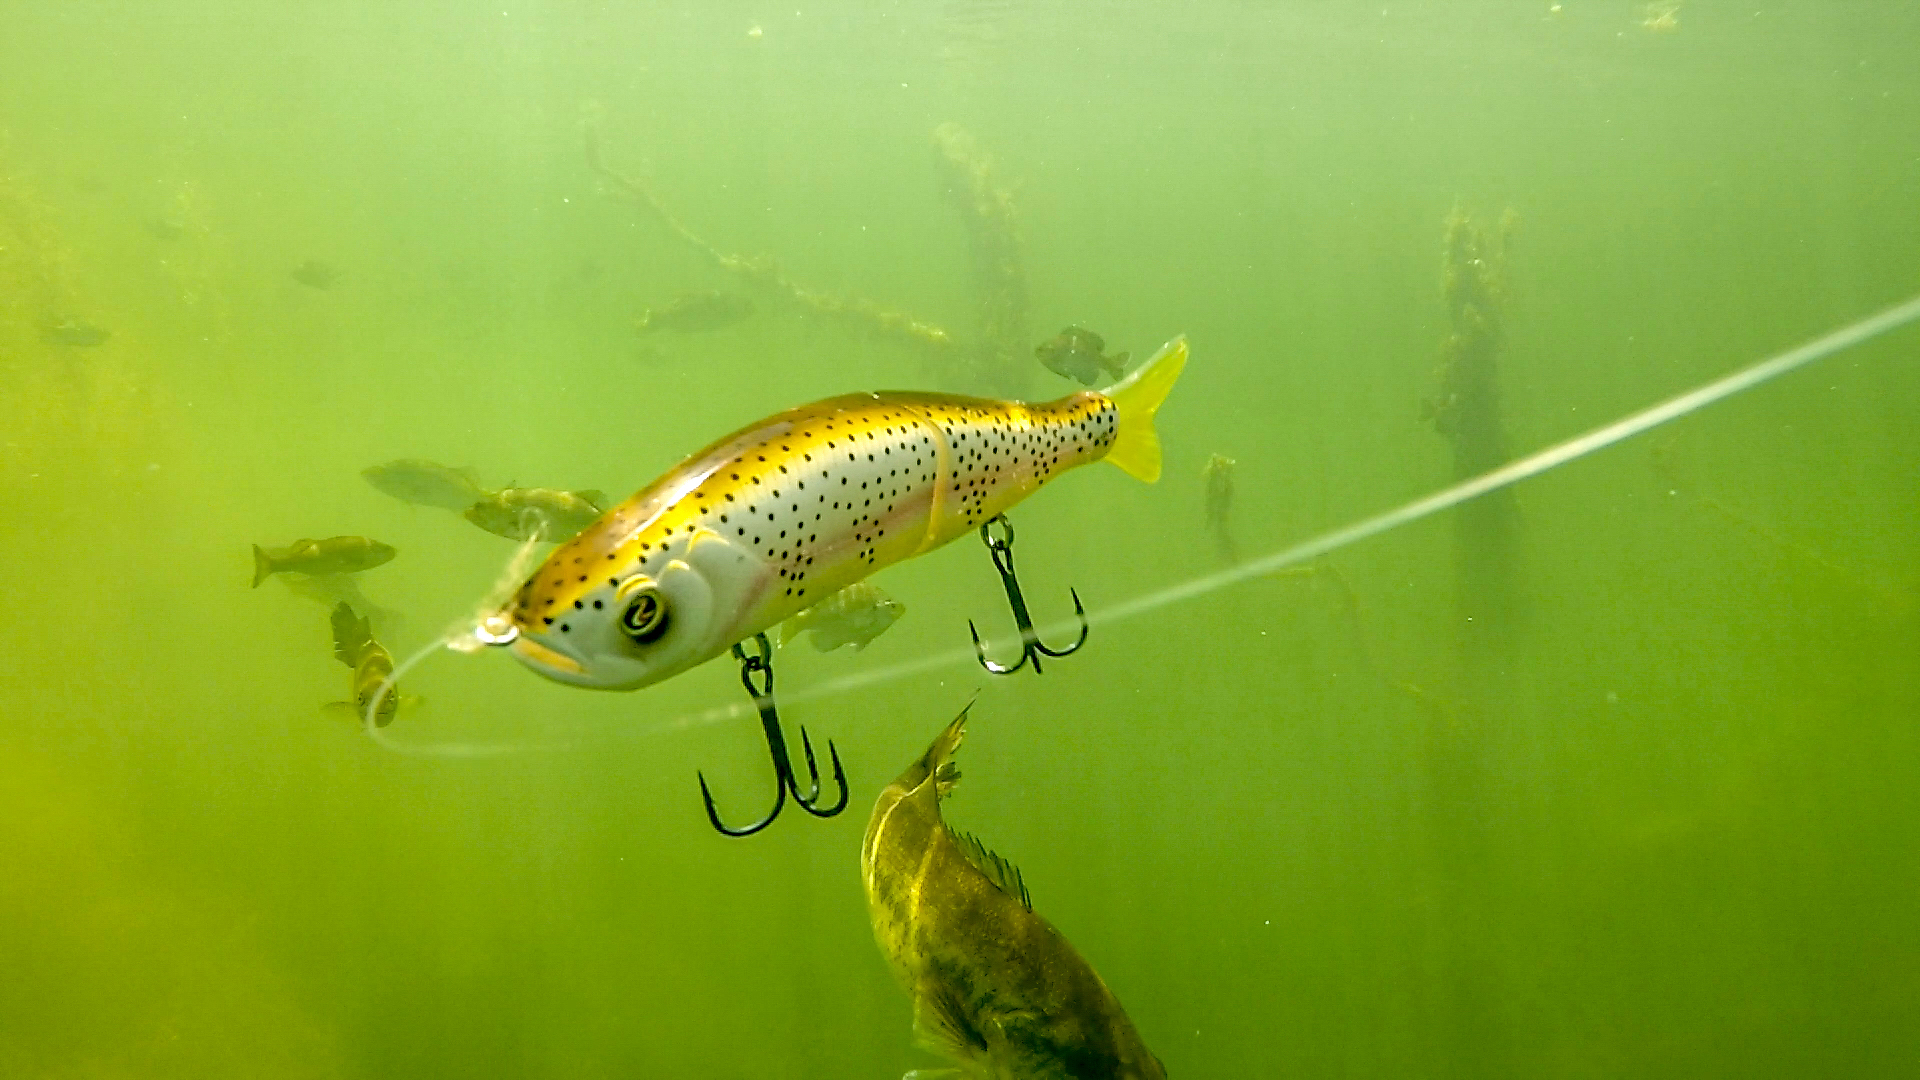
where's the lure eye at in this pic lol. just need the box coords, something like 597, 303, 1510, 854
618, 587, 669, 643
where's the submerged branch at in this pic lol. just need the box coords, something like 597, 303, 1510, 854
583, 122, 957, 358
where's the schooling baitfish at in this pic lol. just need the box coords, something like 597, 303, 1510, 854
489, 336, 1187, 691
862, 703, 1166, 1080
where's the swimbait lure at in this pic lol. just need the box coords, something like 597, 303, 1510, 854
487, 336, 1187, 692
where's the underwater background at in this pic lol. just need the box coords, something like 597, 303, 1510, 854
3, 2, 1917, 1076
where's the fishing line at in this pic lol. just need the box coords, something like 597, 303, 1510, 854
377, 291, 1920, 753
697, 290, 1920, 725
362, 531, 551, 756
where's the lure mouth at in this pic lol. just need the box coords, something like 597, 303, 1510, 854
462, 608, 586, 678
509, 632, 588, 679
473, 611, 520, 647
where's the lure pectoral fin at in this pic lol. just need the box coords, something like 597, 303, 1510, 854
1102, 335, 1189, 483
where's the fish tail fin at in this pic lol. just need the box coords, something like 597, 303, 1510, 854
928, 694, 978, 801
329, 601, 371, 667
1105, 350, 1131, 378
251, 544, 273, 588
1102, 335, 1188, 483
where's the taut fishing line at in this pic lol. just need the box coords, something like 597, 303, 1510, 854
369, 292, 1920, 756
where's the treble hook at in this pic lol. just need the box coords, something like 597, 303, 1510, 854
697, 633, 850, 837
968, 515, 1089, 675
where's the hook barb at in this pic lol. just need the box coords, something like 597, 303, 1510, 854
698, 633, 851, 836
971, 515, 1089, 676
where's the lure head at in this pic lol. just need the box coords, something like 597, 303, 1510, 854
486, 524, 767, 691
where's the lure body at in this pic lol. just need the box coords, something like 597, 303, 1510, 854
499, 338, 1186, 690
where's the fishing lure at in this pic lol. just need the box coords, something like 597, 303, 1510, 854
482, 336, 1186, 691
470, 335, 1186, 833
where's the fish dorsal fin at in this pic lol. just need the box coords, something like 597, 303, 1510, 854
576, 489, 608, 510
328, 601, 372, 667
946, 827, 1031, 911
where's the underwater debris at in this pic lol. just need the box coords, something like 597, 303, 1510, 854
1641, 1, 1681, 33
1650, 433, 1917, 611
635, 289, 755, 333
933, 122, 1036, 390
861, 702, 1167, 1080
1264, 558, 1459, 719
934, 121, 1032, 395
1035, 325, 1129, 386
1427, 205, 1524, 645
584, 122, 956, 359
1202, 452, 1239, 565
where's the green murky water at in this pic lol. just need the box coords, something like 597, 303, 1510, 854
3, 3, 1917, 1076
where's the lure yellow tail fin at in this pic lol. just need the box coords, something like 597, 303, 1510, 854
1103, 335, 1188, 483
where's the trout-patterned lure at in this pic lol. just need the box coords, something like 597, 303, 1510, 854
491, 337, 1187, 690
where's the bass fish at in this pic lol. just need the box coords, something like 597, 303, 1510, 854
779, 581, 904, 652
362, 458, 486, 512
465, 487, 609, 543
321, 602, 411, 727
252, 536, 395, 588
488, 336, 1187, 690
862, 703, 1166, 1080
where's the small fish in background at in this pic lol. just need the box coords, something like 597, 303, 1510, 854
277, 572, 405, 637
464, 487, 608, 543
251, 536, 396, 588
862, 702, 1167, 1080
38, 317, 110, 347
1036, 326, 1130, 387
361, 459, 488, 512
321, 602, 415, 727
635, 289, 755, 333
145, 214, 189, 240
1202, 452, 1239, 565
779, 582, 905, 652
291, 258, 340, 290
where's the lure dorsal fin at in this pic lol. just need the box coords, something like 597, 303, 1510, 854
946, 827, 1031, 911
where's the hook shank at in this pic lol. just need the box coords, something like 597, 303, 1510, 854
698, 633, 849, 836
969, 515, 1090, 675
